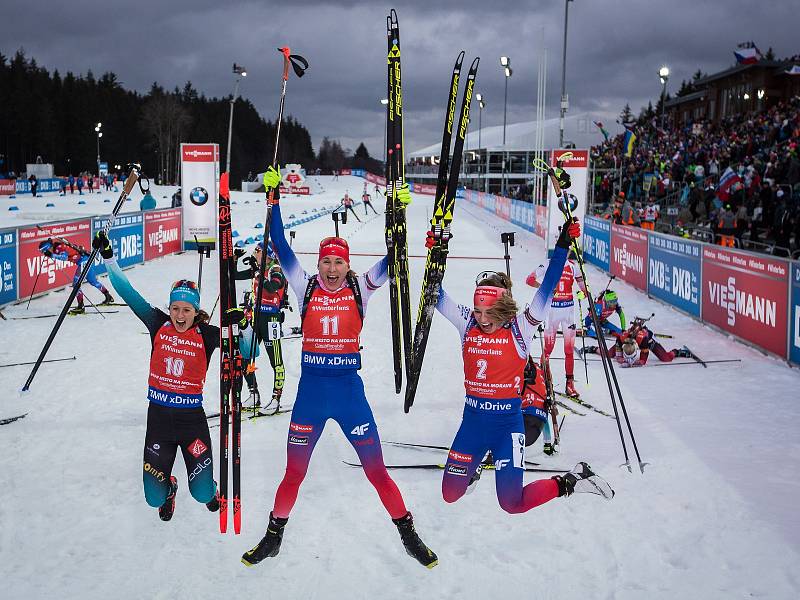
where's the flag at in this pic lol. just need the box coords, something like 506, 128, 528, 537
734, 42, 762, 65
785, 65, 800, 75
717, 166, 743, 202
623, 128, 636, 157
593, 121, 610, 141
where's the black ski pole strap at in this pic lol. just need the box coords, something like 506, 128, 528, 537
346, 272, 364, 321
300, 277, 318, 323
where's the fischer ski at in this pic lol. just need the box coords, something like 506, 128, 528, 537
385, 9, 412, 393
404, 53, 479, 413
554, 391, 615, 419
343, 460, 566, 474
555, 400, 586, 416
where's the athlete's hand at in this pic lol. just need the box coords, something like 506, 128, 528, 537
397, 184, 412, 206
576, 290, 586, 301
234, 248, 246, 259
92, 231, 114, 259
223, 307, 246, 328
263, 167, 281, 191
425, 230, 435, 249
556, 218, 581, 249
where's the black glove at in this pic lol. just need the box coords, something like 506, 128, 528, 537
92, 231, 114, 259
556, 218, 581, 249
234, 248, 246, 259
243, 256, 258, 270
223, 307, 246, 327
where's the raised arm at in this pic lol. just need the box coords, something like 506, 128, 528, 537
357, 255, 389, 312
435, 287, 470, 340
269, 203, 310, 298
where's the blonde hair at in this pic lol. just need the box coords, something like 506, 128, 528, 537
476, 272, 519, 323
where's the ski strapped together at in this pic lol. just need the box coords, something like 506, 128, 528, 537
385, 9, 413, 393
533, 155, 646, 473
21, 164, 144, 392
404, 52, 480, 413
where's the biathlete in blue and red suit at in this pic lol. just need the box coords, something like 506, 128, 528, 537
436, 219, 614, 513
583, 289, 626, 339
38, 237, 114, 313
242, 168, 437, 569
92, 230, 230, 523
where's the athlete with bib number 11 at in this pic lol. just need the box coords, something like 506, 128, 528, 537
242, 167, 438, 569
434, 218, 615, 512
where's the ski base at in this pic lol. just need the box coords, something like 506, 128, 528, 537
0, 413, 28, 426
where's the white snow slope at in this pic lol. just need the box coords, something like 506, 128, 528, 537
1, 176, 799, 600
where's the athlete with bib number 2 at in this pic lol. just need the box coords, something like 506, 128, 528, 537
435, 219, 614, 513
242, 167, 437, 569
92, 231, 238, 522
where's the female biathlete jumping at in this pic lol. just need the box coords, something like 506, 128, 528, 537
92, 231, 229, 521
435, 219, 614, 513
242, 169, 437, 568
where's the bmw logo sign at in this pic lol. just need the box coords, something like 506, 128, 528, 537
190, 186, 209, 206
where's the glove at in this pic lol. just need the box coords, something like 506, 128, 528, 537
553, 167, 571, 190
425, 230, 435, 249
263, 167, 281, 191
223, 307, 246, 327
92, 231, 114, 259
555, 218, 581, 249
397, 184, 412, 206
576, 290, 586, 301
234, 248, 246, 259
244, 256, 258, 270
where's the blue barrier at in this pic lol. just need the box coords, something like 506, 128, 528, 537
91, 213, 144, 273
582, 216, 610, 271
791, 262, 800, 364
647, 232, 702, 317
0, 228, 18, 305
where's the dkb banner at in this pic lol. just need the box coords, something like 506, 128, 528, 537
180, 143, 219, 249
0, 228, 17, 305
647, 232, 701, 317
582, 216, 610, 271
91, 213, 144, 273
789, 262, 800, 364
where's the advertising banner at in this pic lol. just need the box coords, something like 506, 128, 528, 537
546, 149, 589, 254
18, 218, 92, 297
16, 178, 63, 194
339, 169, 352, 176
278, 164, 310, 195
410, 182, 437, 195
0, 179, 15, 195
0, 228, 17, 305
144, 209, 182, 261
180, 143, 218, 248
365, 172, 386, 186
790, 263, 800, 364
510, 200, 534, 232
582, 216, 611, 271
610, 224, 648, 290
702, 246, 789, 357
535, 205, 547, 239
495, 196, 511, 221
647, 232, 701, 317
91, 213, 144, 273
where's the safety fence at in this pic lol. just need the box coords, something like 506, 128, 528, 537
0, 207, 182, 309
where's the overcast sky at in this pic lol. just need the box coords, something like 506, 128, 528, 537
3, 0, 796, 158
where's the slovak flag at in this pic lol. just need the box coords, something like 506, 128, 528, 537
717, 166, 744, 202
734, 42, 762, 65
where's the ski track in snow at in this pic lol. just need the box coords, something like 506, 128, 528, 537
2, 177, 799, 599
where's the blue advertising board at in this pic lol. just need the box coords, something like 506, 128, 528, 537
790, 262, 800, 364
647, 233, 702, 317
0, 227, 18, 305
582, 216, 610, 271
16, 178, 63, 194
510, 200, 534, 232
91, 213, 144, 273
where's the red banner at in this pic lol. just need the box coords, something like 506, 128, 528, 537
279, 185, 311, 195
365, 172, 386, 186
181, 144, 217, 163
702, 246, 789, 357
144, 209, 182, 261
610, 224, 648, 290
0, 179, 15, 195
535, 206, 547, 238
550, 149, 589, 168
339, 169, 352, 176
18, 219, 92, 297
412, 182, 437, 195
495, 196, 511, 220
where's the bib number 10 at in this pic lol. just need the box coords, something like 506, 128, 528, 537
320, 315, 339, 336
164, 356, 185, 377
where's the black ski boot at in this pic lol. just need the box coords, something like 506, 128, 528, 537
392, 512, 438, 569
69, 301, 85, 315
99, 290, 115, 305
206, 483, 220, 512
553, 462, 614, 500
673, 346, 692, 358
543, 442, 557, 456
241, 512, 289, 566
158, 476, 178, 521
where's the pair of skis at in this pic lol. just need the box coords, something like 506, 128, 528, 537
384, 9, 413, 393
403, 49, 480, 412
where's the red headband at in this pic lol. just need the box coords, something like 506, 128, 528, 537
473, 285, 506, 308
319, 237, 350, 263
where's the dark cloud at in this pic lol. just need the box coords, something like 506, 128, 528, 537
3, 0, 795, 158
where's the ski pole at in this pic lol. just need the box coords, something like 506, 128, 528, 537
26, 269, 42, 310
577, 294, 589, 382
22, 165, 144, 392
501, 232, 515, 277
289, 230, 295, 247
194, 235, 211, 292
1, 356, 76, 369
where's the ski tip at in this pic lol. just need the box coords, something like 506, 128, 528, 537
220, 172, 229, 200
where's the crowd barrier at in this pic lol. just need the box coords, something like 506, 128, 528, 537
1, 176, 108, 196
0, 207, 182, 309
462, 188, 800, 365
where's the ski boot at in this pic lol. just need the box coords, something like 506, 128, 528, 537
268, 388, 283, 413
206, 483, 220, 512
99, 290, 115, 306
69, 300, 86, 315
565, 375, 580, 399
553, 462, 614, 500
543, 442, 557, 456
246, 386, 260, 411
241, 512, 289, 566
673, 346, 692, 358
158, 476, 178, 521
577, 345, 598, 358
392, 512, 438, 569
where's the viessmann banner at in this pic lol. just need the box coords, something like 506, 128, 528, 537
702, 246, 789, 357
144, 209, 182, 261
610, 224, 648, 290
546, 149, 589, 254
180, 143, 218, 248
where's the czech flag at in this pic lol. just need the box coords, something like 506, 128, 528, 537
623, 128, 636, 157
717, 166, 743, 201
734, 42, 761, 65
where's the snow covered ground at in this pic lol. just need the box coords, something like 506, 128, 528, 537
2, 175, 799, 599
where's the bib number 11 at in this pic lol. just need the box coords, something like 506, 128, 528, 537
320, 315, 339, 336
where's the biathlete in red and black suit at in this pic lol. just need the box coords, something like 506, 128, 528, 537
92, 231, 227, 522
583, 320, 692, 367
435, 219, 614, 513
38, 237, 114, 313
242, 168, 437, 569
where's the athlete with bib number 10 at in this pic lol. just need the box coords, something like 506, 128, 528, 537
434, 218, 615, 512
91, 230, 241, 522
242, 167, 438, 569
